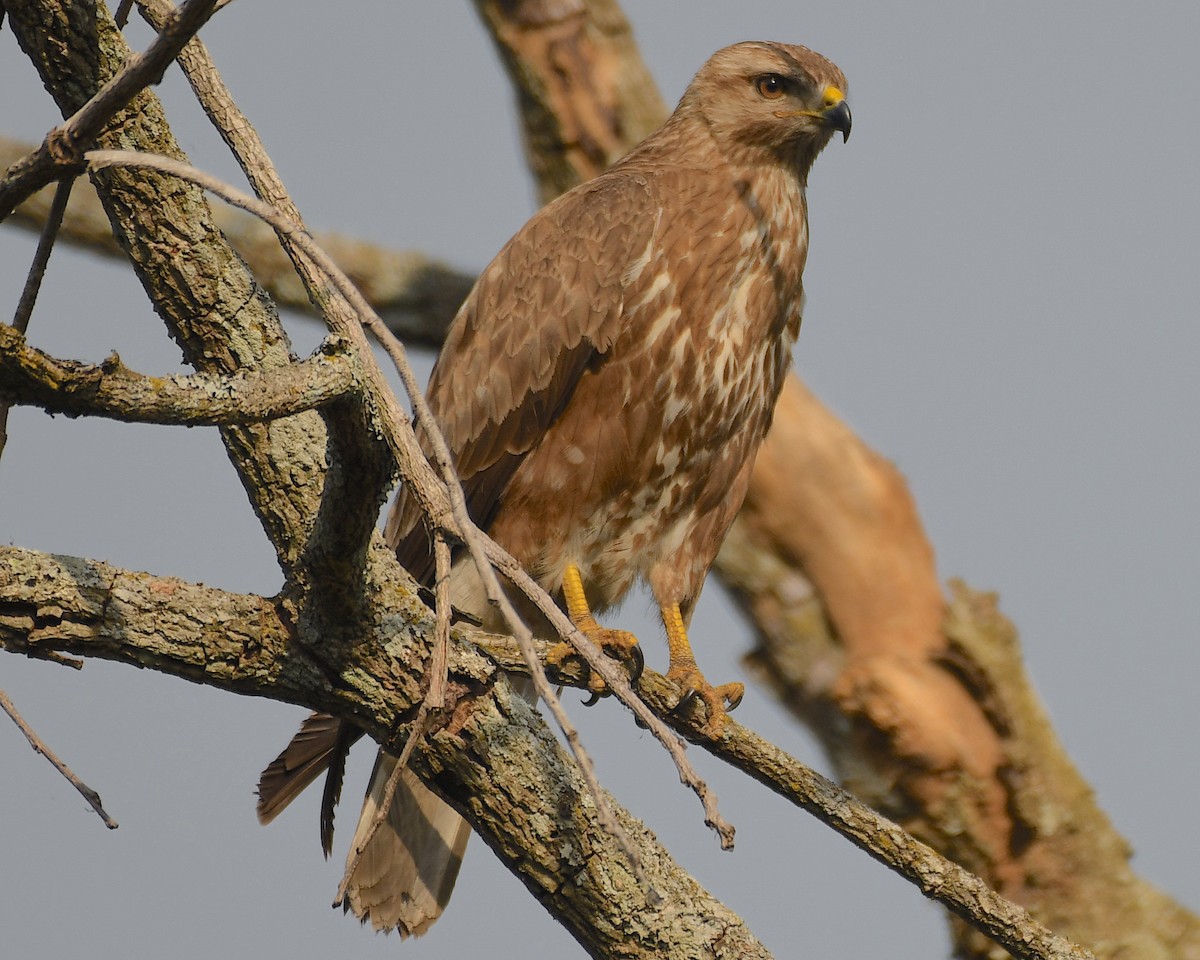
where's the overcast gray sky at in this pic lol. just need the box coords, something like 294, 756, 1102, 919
2, 3, 1197, 958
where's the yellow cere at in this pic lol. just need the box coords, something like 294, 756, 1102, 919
823, 85, 846, 107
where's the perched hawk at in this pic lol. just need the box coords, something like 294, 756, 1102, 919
258, 40, 850, 937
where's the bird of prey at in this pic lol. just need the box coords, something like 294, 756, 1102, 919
258, 40, 850, 938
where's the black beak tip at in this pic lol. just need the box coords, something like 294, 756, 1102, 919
825, 100, 852, 143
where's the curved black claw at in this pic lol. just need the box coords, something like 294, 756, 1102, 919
581, 689, 602, 707
672, 688, 700, 716
625, 642, 645, 684
571, 654, 595, 694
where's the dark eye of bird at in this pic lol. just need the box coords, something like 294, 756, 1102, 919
755, 74, 786, 99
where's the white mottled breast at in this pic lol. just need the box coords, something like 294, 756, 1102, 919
569, 169, 806, 602
479, 155, 813, 624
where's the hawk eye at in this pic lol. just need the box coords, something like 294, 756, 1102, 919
755, 74, 786, 99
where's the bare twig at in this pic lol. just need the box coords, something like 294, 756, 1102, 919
0, 324, 357, 425
429, 530, 452, 710
1, 686, 118, 829
114, 0, 135, 29
1, 545, 770, 958
363, 311, 669, 883
1, 176, 75, 460
0, 0, 224, 219
74, 137, 659, 871
11, 176, 72, 333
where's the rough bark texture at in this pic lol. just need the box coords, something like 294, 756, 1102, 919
720, 382, 1200, 960
472, 0, 666, 205
5, 0, 332, 569
0, 546, 771, 960
0, 322, 356, 425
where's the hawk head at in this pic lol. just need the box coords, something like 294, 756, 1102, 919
682, 41, 851, 173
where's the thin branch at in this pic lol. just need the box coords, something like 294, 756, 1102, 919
114, 0, 135, 29
334, 530, 454, 900
11, 176, 72, 333
0, 324, 358, 425
0, 0, 224, 219
364, 309, 667, 883
429, 530, 452, 710
1, 176, 74, 460
0, 544, 1092, 960
1, 686, 118, 829
2, 135, 473, 348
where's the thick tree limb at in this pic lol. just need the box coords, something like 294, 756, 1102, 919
85, 139, 713, 862
5, 6, 738, 955
480, 641, 1093, 960
0, 323, 356, 424
1, 544, 1093, 960
5, 0, 337, 571
472, 0, 665, 204
0, 545, 770, 960
121, 7, 689, 867
722, 380, 1200, 960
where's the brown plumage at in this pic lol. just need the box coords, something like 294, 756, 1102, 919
258, 40, 849, 937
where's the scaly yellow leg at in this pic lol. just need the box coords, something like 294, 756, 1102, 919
562, 563, 598, 630
546, 564, 642, 694
662, 602, 744, 738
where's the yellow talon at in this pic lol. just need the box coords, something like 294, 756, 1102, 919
546, 564, 642, 695
662, 601, 743, 738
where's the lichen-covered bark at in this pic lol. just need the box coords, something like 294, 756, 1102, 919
0, 545, 771, 960
5, 1, 1196, 956
5, 0, 332, 568
0, 323, 356, 424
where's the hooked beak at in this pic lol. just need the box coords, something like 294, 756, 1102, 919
822, 98, 852, 143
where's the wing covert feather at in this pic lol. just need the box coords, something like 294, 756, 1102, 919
389, 173, 657, 578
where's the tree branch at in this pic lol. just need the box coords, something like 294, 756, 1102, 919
0, 685, 118, 828
480, 637, 1093, 960
0, 0, 224, 219
721, 380, 1200, 960
83, 143, 730, 860
1, 542, 1094, 960
6, 3, 1194, 958
0, 323, 357, 425
2, 135, 473, 348
471, 0, 665, 202
0, 544, 772, 960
